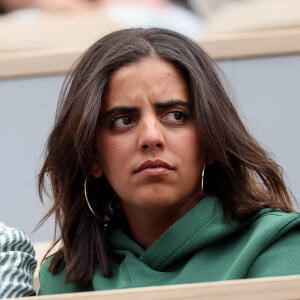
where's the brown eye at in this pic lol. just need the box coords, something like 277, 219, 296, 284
111, 116, 135, 129
164, 110, 189, 125
173, 112, 185, 121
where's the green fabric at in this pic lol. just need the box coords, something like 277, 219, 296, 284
39, 196, 300, 295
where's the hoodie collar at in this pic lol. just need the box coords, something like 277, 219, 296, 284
109, 196, 241, 271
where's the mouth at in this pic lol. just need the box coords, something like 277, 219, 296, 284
134, 159, 175, 175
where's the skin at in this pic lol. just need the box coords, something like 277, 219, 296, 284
0, 0, 168, 13
0, 0, 97, 13
93, 57, 206, 248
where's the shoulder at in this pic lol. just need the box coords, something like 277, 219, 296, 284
245, 210, 300, 277
249, 209, 300, 235
0, 222, 34, 252
243, 209, 300, 245
39, 256, 84, 295
0, 222, 37, 298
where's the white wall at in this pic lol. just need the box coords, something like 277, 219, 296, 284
219, 55, 300, 208
0, 75, 63, 242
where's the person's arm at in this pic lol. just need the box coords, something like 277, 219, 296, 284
0, 222, 37, 298
0, 0, 97, 13
0, 0, 35, 12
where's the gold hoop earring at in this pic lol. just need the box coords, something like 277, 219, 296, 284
84, 177, 104, 222
201, 163, 206, 194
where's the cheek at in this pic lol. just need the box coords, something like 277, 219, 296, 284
173, 130, 202, 161
100, 136, 131, 168
103, 139, 124, 154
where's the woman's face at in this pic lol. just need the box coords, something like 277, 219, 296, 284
93, 57, 205, 220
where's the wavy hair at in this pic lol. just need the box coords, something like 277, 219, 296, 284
38, 27, 294, 286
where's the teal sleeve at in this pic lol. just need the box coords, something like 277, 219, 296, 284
39, 257, 91, 295
0, 223, 37, 298
246, 227, 300, 278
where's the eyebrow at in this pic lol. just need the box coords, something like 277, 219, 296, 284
102, 100, 190, 118
154, 100, 190, 109
101, 107, 138, 119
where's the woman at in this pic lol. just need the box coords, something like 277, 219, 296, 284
0, 222, 36, 298
38, 28, 300, 295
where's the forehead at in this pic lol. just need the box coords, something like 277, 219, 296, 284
111, 57, 179, 79
102, 57, 189, 109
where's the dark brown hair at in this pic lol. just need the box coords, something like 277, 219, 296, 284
38, 27, 294, 286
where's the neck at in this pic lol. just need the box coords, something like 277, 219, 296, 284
122, 200, 198, 249
125, 212, 175, 248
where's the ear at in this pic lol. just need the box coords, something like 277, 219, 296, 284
91, 159, 103, 178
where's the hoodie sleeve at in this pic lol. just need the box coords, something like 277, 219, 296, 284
0, 222, 37, 298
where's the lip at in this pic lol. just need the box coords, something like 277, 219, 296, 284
134, 159, 175, 175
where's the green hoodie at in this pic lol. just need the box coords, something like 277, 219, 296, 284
39, 196, 300, 295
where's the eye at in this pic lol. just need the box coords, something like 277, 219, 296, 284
164, 110, 189, 125
111, 115, 135, 130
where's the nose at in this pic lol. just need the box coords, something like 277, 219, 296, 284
137, 116, 165, 151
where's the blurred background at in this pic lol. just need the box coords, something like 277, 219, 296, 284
1, 0, 300, 51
